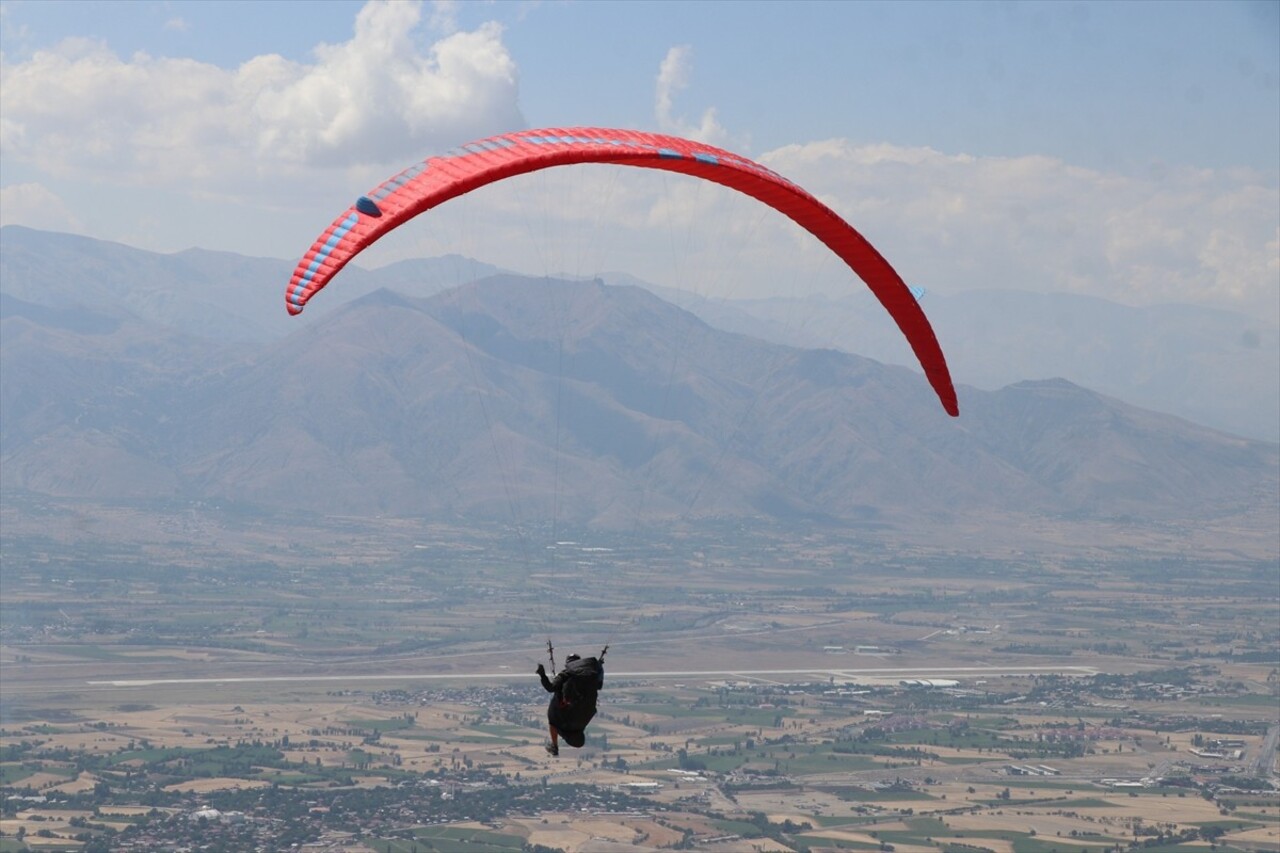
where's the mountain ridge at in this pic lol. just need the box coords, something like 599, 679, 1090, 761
5, 225, 1274, 440
2, 264, 1273, 544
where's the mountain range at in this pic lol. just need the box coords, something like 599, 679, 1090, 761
1, 226, 1275, 548
629, 278, 1280, 445
4, 225, 1274, 443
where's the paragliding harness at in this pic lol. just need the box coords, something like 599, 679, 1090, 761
546, 640, 607, 709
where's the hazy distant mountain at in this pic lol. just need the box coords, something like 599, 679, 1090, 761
0, 225, 503, 343
6, 225, 1273, 442
2, 260, 1274, 532
628, 278, 1280, 443
0, 291, 225, 498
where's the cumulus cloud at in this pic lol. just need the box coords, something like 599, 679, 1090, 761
0, 182, 83, 233
0, 0, 523, 202
654, 46, 727, 145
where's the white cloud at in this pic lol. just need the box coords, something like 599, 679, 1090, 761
0, 182, 83, 233
0, 0, 523, 203
654, 45, 727, 146
163, 16, 190, 33
427, 0, 460, 34
759, 141, 1280, 318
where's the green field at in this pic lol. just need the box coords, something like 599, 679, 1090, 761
0, 763, 35, 785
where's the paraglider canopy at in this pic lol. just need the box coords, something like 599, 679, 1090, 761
286, 127, 958, 417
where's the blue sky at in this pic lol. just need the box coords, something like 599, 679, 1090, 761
1, 0, 1277, 316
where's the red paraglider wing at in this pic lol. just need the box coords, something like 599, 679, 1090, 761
286, 127, 958, 416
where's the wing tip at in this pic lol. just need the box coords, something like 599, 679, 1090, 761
941, 388, 960, 417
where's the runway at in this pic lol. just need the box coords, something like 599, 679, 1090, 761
87, 664, 1098, 688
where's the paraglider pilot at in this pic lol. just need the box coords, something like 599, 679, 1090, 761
536, 653, 604, 756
